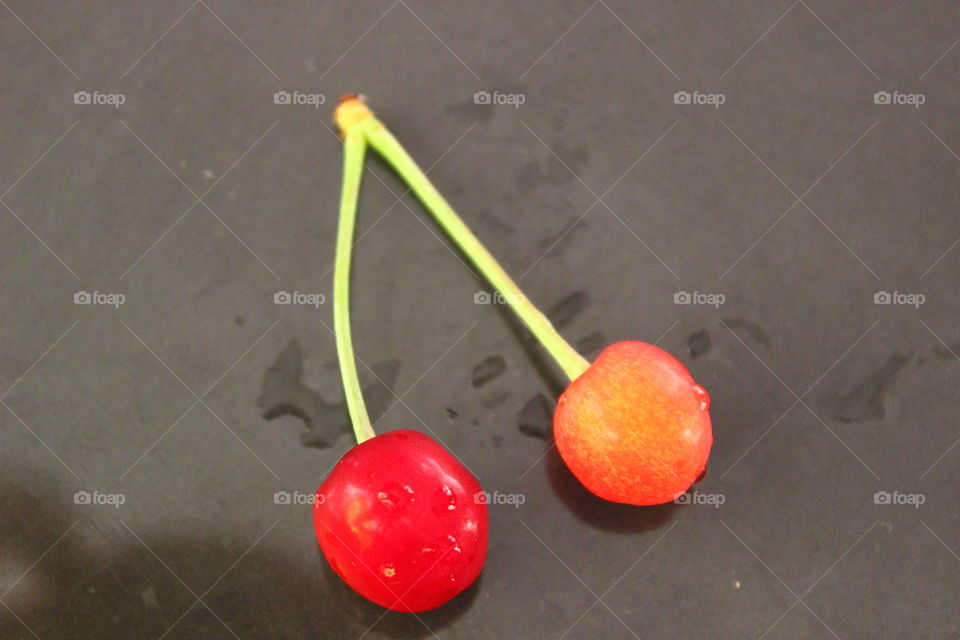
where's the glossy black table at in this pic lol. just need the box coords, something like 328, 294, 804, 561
2, 2, 958, 638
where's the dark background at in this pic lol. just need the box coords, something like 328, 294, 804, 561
2, 2, 959, 638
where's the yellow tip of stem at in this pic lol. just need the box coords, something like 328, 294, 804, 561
334, 94, 375, 136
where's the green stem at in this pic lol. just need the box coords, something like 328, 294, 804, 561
334, 129, 376, 444
364, 124, 590, 381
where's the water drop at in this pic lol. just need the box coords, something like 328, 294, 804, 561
692, 384, 710, 411
378, 481, 413, 509
446, 534, 462, 554
433, 485, 457, 516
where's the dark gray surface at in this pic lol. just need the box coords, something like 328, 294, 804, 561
2, 2, 959, 638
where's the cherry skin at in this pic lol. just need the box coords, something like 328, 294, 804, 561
554, 341, 712, 506
314, 429, 488, 612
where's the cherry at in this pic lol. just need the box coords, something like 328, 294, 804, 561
314, 430, 488, 611
321, 120, 487, 611
554, 341, 712, 505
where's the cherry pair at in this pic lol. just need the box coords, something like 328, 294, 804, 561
313, 95, 713, 612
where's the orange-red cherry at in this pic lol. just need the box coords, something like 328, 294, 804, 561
314, 430, 487, 611
554, 341, 713, 505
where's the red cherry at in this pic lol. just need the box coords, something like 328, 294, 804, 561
554, 341, 713, 506
314, 429, 488, 612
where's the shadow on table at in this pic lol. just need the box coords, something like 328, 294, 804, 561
545, 446, 679, 534
0, 466, 476, 640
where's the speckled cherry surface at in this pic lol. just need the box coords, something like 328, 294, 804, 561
554, 340, 713, 506
313, 429, 488, 612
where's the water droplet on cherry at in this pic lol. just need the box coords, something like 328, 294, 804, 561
446, 534, 462, 554
377, 480, 414, 510
432, 484, 457, 516
692, 384, 710, 411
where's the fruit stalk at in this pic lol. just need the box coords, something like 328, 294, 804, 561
332, 96, 713, 507
358, 121, 590, 381
334, 125, 376, 443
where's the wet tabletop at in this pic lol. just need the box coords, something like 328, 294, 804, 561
2, 2, 959, 638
